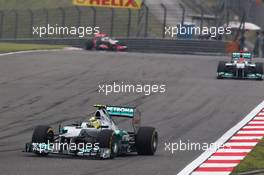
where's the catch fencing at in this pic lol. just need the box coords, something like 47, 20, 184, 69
0, 3, 220, 39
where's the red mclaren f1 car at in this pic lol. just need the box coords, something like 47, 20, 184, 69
85, 33, 128, 51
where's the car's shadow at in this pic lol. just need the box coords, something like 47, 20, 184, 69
23, 152, 139, 161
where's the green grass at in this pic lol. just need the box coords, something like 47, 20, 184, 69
0, 0, 72, 10
231, 138, 264, 175
0, 42, 67, 53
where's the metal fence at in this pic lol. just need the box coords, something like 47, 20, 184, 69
0, 3, 220, 39
229, 0, 259, 23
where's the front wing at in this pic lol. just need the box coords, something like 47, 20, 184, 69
217, 67, 263, 80
24, 142, 112, 159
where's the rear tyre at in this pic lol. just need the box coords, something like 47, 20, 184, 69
32, 125, 54, 156
84, 39, 93, 50
255, 62, 264, 80
217, 61, 227, 79
136, 127, 158, 155
97, 130, 118, 159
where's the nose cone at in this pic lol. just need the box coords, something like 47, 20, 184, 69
238, 58, 245, 63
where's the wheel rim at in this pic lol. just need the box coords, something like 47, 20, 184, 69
152, 134, 158, 151
112, 143, 118, 154
46, 131, 54, 143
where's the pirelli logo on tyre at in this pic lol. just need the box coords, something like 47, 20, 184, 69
73, 0, 142, 9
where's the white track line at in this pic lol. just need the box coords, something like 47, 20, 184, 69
253, 117, 264, 120
200, 163, 238, 168
0, 49, 63, 57
217, 149, 251, 153
231, 136, 262, 140
177, 100, 264, 175
223, 142, 258, 146
243, 126, 264, 129
249, 121, 264, 124
258, 112, 264, 116
237, 131, 264, 134
208, 156, 245, 160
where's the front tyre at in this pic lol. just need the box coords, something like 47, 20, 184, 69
31, 125, 54, 156
255, 62, 264, 80
97, 130, 118, 159
84, 39, 93, 50
136, 127, 158, 155
217, 61, 227, 79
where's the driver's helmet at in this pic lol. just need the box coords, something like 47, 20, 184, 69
100, 37, 111, 43
94, 33, 108, 38
89, 116, 101, 129
242, 48, 249, 52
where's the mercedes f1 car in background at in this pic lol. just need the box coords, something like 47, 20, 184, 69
85, 33, 128, 51
217, 52, 264, 80
25, 105, 158, 159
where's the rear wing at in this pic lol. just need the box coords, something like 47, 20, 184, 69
232, 52, 252, 59
106, 105, 141, 129
106, 106, 135, 118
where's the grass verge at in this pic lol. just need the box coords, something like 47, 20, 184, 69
0, 42, 67, 53
231, 138, 264, 175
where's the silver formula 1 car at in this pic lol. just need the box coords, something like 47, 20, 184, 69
217, 52, 264, 80
24, 105, 158, 159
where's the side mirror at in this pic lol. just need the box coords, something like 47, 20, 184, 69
101, 125, 109, 129
59, 123, 62, 134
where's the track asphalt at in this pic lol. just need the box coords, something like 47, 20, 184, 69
0, 50, 263, 175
